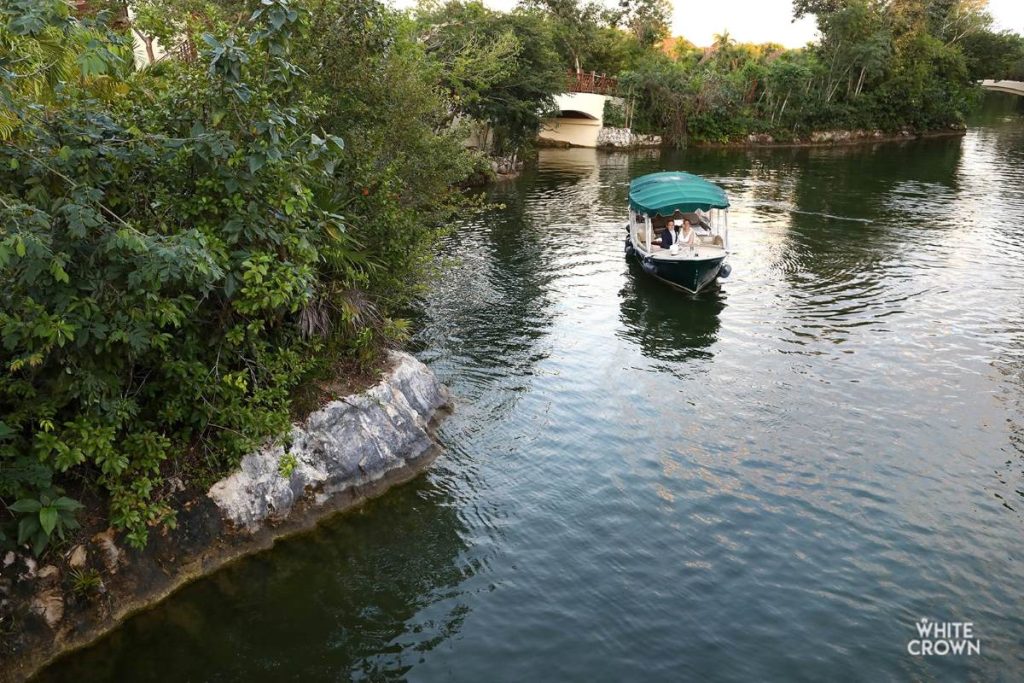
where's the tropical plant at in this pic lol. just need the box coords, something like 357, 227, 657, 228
416, 1, 566, 156
278, 452, 298, 478
7, 489, 83, 557
69, 567, 104, 598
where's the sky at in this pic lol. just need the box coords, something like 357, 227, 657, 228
391, 0, 1024, 49
671, 0, 1024, 48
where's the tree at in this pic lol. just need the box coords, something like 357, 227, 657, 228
418, 1, 565, 156
0, 0, 482, 551
615, 0, 671, 48
961, 28, 1024, 80
522, 0, 604, 72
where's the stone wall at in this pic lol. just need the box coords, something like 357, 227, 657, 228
596, 127, 662, 149
736, 125, 966, 146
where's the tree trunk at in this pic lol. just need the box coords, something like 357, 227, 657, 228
132, 28, 156, 64
778, 91, 790, 121
855, 66, 867, 97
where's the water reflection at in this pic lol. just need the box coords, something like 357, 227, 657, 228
618, 260, 724, 363
36, 478, 471, 682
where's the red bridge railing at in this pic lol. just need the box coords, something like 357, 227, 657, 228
567, 70, 618, 95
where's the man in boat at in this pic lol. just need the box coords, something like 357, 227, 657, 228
652, 217, 675, 249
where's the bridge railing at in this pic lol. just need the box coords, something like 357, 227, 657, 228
979, 79, 1024, 96
567, 70, 618, 95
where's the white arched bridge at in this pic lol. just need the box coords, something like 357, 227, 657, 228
980, 80, 1024, 97
538, 71, 618, 148
539, 92, 608, 147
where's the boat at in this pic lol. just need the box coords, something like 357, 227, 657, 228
624, 171, 732, 294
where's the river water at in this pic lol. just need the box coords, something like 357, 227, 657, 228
36, 96, 1024, 681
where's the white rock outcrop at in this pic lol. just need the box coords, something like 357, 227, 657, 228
596, 127, 662, 148
208, 352, 450, 532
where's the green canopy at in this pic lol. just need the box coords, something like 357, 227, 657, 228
628, 171, 730, 216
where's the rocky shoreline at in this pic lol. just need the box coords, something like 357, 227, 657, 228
0, 352, 451, 683
530, 125, 966, 153
696, 125, 968, 148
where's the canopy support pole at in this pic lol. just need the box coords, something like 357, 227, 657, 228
724, 210, 729, 251
645, 215, 651, 252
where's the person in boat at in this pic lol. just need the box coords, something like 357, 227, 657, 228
676, 218, 697, 249
653, 218, 675, 249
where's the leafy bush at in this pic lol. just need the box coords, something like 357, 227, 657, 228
603, 98, 626, 127
7, 488, 83, 557
1, 0, 474, 550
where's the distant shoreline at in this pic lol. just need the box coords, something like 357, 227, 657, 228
691, 127, 968, 149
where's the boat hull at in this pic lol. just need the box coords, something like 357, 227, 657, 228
631, 251, 725, 294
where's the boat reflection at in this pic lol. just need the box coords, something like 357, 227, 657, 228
617, 258, 725, 363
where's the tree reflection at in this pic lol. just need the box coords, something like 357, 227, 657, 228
35, 476, 471, 682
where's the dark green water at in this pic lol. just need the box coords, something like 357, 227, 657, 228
35, 96, 1024, 682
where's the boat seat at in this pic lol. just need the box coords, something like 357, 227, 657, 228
694, 234, 723, 246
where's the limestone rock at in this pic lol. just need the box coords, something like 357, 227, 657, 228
31, 587, 64, 629
208, 351, 450, 532
597, 127, 662, 148
67, 545, 88, 569
36, 565, 60, 583
490, 157, 523, 176
92, 529, 123, 575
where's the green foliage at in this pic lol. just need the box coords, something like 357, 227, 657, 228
69, 567, 104, 598
0, 0, 492, 549
613, 0, 671, 48
0, 0, 472, 550
7, 488, 82, 557
603, 98, 626, 127
417, 1, 566, 156
278, 452, 297, 478
522, 0, 605, 72
0, 0, 132, 138
621, 0, 1010, 145
961, 28, 1024, 81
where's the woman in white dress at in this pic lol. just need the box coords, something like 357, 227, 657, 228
676, 218, 696, 250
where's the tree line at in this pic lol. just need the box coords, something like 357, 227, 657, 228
620, 0, 1024, 144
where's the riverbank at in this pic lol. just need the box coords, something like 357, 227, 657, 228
694, 125, 968, 148
0, 352, 450, 683
531, 125, 967, 153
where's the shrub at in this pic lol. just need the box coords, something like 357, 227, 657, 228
0, 0, 342, 548
7, 488, 83, 557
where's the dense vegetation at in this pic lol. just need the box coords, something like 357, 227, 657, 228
619, 0, 1024, 143
1, 0, 1020, 555
0, 0, 487, 551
